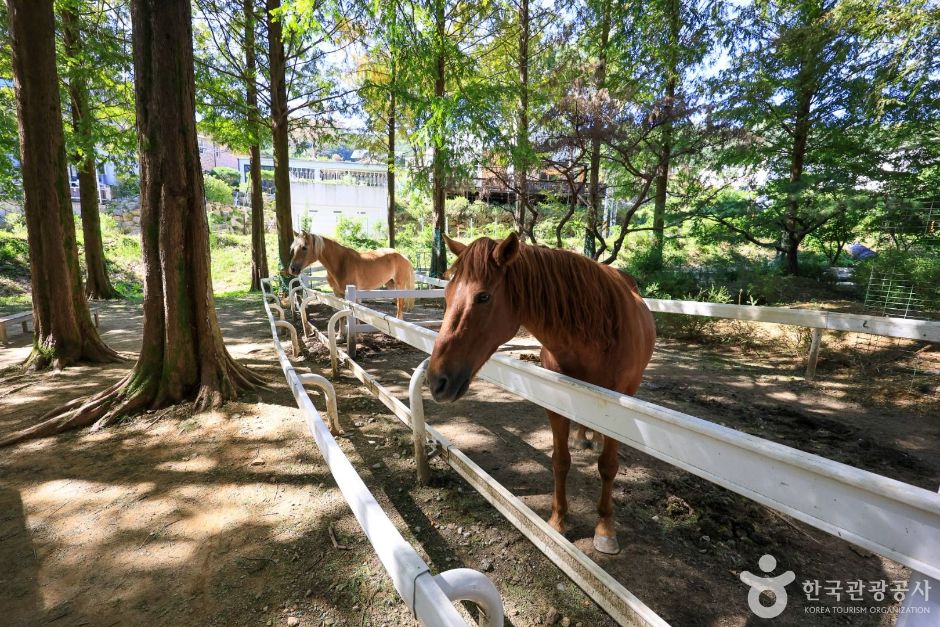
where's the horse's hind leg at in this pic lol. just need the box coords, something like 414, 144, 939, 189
547, 411, 571, 535
574, 423, 596, 449
593, 435, 621, 554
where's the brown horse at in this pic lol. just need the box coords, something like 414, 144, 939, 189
427, 232, 655, 554
287, 231, 416, 318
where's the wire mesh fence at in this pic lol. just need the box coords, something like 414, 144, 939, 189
856, 198, 939, 395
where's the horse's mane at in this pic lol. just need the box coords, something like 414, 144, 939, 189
291, 232, 324, 260
450, 238, 635, 345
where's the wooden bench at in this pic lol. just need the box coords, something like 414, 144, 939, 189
0, 307, 99, 344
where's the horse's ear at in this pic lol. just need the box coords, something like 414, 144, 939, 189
443, 234, 467, 256
493, 232, 521, 268
294, 230, 300, 238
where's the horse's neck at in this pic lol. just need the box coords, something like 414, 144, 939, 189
318, 237, 352, 277
523, 316, 583, 357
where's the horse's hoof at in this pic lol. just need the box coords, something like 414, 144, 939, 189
593, 534, 620, 555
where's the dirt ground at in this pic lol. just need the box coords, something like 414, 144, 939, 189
1, 295, 937, 627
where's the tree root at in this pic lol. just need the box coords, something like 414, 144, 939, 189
0, 357, 267, 448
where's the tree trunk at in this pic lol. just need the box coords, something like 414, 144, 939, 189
429, 0, 447, 277
6, 0, 117, 370
651, 0, 679, 270
245, 0, 268, 291
785, 240, 800, 276
782, 88, 814, 276
1, 0, 262, 447
584, 0, 610, 258
782, 29, 818, 277
61, 7, 120, 300
514, 0, 529, 239
387, 89, 396, 249
267, 0, 293, 273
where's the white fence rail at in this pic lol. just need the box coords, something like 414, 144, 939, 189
416, 273, 940, 342
300, 288, 667, 626
259, 279, 503, 627
294, 276, 940, 624
316, 292, 940, 581
415, 273, 940, 380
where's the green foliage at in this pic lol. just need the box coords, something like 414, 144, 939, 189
56, 0, 137, 173
209, 166, 241, 188
113, 174, 140, 198
0, 230, 28, 266
647, 282, 732, 339
335, 217, 383, 251
204, 174, 234, 204
854, 249, 940, 310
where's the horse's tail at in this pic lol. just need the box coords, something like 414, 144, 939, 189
396, 254, 416, 314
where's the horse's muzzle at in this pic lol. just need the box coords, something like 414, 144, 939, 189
428, 367, 472, 403
288, 264, 301, 276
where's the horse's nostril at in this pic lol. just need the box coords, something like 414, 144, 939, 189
431, 374, 448, 397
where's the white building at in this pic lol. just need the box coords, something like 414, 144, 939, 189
237, 156, 388, 237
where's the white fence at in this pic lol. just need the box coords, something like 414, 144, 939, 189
294, 271, 940, 626
259, 279, 503, 627
415, 273, 940, 380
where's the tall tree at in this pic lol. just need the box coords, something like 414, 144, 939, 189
582, 0, 611, 258
391, 0, 496, 276
60, 1, 122, 299
386, 3, 397, 249
244, 0, 268, 290
513, 0, 530, 238
429, 0, 447, 276
2, 0, 262, 447
706, 0, 937, 275
266, 0, 293, 273
194, 0, 271, 291
649, 0, 680, 269
0, 7, 21, 200
357, 0, 402, 247
5, 0, 117, 370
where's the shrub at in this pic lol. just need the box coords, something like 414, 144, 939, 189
204, 174, 233, 205
113, 173, 140, 198
209, 166, 241, 188
336, 216, 383, 250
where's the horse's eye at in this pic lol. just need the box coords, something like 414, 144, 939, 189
474, 292, 491, 304
300, 246, 307, 251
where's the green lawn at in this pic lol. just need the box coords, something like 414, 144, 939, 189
0, 221, 279, 313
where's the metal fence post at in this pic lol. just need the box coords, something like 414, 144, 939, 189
409, 359, 432, 485
805, 327, 823, 380
345, 285, 358, 360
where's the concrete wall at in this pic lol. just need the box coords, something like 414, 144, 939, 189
292, 181, 386, 237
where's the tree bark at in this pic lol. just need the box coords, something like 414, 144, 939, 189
584, 0, 610, 258
387, 88, 396, 248
514, 0, 529, 239
61, 7, 120, 300
245, 0, 268, 291
651, 0, 680, 270
6, 0, 117, 370
267, 0, 293, 273
1, 0, 262, 447
782, 60, 816, 276
429, 0, 447, 277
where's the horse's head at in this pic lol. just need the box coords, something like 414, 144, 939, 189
287, 231, 321, 275
428, 232, 522, 402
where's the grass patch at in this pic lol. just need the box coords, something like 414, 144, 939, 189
0, 215, 279, 301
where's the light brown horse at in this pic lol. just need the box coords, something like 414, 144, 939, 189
287, 231, 415, 318
427, 232, 655, 554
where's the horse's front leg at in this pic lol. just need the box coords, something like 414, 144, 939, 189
593, 435, 621, 554
546, 410, 571, 535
